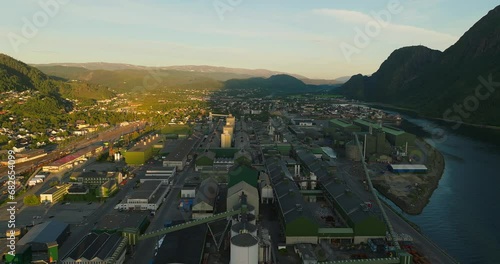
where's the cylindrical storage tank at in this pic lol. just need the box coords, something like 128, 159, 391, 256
231, 222, 257, 237
259, 243, 271, 263
230, 233, 258, 264
231, 213, 256, 225
247, 214, 256, 225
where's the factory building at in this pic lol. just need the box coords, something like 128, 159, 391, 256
39, 184, 71, 203
227, 166, 260, 218
181, 184, 197, 198
71, 171, 124, 186
93, 213, 150, 234
124, 134, 163, 165
114, 180, 169, 211
17, 220, 70, 263
140, 167, 176, 184
359, 129, 392, 158
320, 180, 387, 243
388, 164, 428, 174
42, 145, 103, 172
266, 159, 319, 244
153, 222, 207, 264
354, 119, 416, 147
329, 119, 361, 134
195, 151, 215, 171
286, 150, 387, 244
61, 232, 127, 264
164, 135, 200, 171
192, 177, 219, 219
99, 180, 117, 197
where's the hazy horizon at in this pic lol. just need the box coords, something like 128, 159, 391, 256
1, 0, 498, 79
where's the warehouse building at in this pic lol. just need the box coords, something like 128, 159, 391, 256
281, 150, 387, 244
164, 135, 200, 170
17, 220, 70, 263
192, 177, 219, 219
354, 119, 416, 147
388, 164, 428, 174
266, 159, 319, 244
321, 180, 386, 243
124, 134, 162, 165
227, 165, 260, 218
153, 222, 207, 264
353, 119, 383, 132
42, 145, 103, 172
115, 180, 169, 211
71, 171, 124, 186
61, 232, 127, 264
382, 126, 416, 147
40, 184, 71, 203
93, 213, 149, 234
99, 180, 117, 197
195, 151, 216, 172
140, 167, 177, 184
329, 119, 361, 134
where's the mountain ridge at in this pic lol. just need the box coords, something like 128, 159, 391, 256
32, 62, 339, 85
339, 5, 500, 126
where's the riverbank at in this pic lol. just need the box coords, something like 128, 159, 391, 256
371, 140, 445, 215
363, 102, 500, 130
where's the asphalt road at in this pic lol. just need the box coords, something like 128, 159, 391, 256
58, 166, 142, 259
127, 164, 193, 264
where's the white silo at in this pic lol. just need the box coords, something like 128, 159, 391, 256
230, 233, 258, 264
233, 204, 255, 217
231, 221, 257, 238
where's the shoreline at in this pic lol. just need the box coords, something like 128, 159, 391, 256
362, 102, 500, 130
373, 140, 446, 215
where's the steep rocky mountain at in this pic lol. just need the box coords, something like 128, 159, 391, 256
340, 5, 500, 126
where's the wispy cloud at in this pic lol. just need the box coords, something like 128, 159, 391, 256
314, 9, 374, 24
313, 8, 458, 46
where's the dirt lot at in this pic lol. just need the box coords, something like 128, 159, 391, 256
371, 140, 445, 215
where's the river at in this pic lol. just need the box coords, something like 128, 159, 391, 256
378, 112, 500, 264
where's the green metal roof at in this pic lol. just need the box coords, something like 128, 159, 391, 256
354, 119, 382, 129
329, 119, 354, 128
228, 166, 258, 189
382, 127, 405, 136
317, 227, 354, 237
209, 148, 239, 158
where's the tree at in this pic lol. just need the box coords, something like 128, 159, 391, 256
23, 194, 40, 206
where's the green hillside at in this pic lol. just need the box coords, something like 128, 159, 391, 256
36, 65, 318, 94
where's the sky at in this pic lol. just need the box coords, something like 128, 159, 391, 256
0, 0, 498, 79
